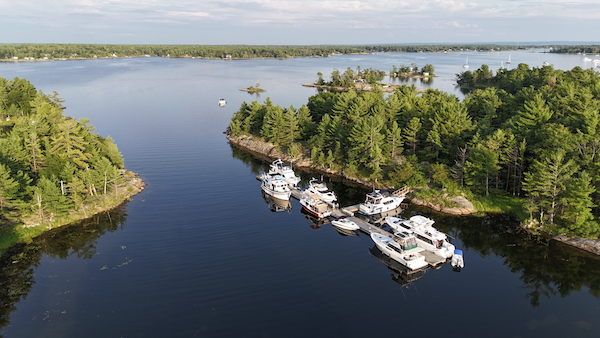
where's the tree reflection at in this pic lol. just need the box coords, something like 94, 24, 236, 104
422, 208, 600, 307
0, 205, 128, 333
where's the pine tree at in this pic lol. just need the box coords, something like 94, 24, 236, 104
559, 172, 597, 237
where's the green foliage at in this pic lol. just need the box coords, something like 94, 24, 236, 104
0, 76, 128, 231
229, 64, 600, 238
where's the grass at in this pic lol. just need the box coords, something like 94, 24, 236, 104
471, 194, 527, 220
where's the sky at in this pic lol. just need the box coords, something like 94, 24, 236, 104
0, 0, 599, 45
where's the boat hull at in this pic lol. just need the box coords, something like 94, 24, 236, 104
371, 233, 428, 270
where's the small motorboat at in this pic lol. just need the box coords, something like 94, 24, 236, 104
451, 249, 464, 271
299, 196, 332, 219
371, 232, 428, 271
268, 158, 300, 187
260, 173, 291, 201
304, 177, 337, 202
331, 216, 359, 231
218, 98, 227, 106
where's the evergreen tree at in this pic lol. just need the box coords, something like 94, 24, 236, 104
559, 171, 597, 237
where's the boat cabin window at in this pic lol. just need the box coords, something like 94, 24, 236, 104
416, 234, 434, 245
387, 243, 402, 253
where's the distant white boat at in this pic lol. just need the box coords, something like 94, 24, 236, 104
218, 98, 226, 106
583, 57, 592, 62
506, 54, 511, 64
542, 61, 550, 66
462, 56, 469, 68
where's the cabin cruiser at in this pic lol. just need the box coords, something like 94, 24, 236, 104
386, 215, 455, 259
358, 190, 403, 215
331, 216, 359, 231
370, 231, 428, 270
304, 178, 337, 202
299, 196, 332, 218
268, 159, 300, 187
260, 173, 291, 200
218, 98, 227, 106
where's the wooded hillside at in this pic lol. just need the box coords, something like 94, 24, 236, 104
229, 65, 600, 238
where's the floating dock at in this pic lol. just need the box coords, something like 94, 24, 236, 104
257, 175, 446, 267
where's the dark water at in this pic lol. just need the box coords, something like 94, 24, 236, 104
1, 52, 600, 338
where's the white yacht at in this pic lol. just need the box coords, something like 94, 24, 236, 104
506, 54, 511, 64
371, 232, 428, 271
299, 196, 332, 219
304, 178, 337, 202
386, 215, 455, 259
583, 57, 592, 62
218, 98, 227, 106
268, 159, 300, 187
358, 190, 403, 215
462, 56, 469, 68
260, 173, 291, 200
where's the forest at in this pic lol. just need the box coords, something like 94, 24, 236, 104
0, 77, 130, 247
228, 64, 600, 239
0, 43, 541, 60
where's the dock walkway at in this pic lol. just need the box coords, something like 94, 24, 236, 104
256, 175, 446, 267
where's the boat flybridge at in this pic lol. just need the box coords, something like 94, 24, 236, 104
268, 159, 301, 187
371, 231, 428, 270
260, 173, 292, 201
358, 190, 403, 215
386, 215, 455, 259
305, 178, 337, 202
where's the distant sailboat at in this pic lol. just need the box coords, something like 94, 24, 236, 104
506, 54, 511, 64
462, 56, 469, 68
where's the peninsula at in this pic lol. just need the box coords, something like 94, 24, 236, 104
0, 77, 144, 251
227, 64, 600, 255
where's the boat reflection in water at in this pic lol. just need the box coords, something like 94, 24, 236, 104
300, 208, 330, 229
333, 226, 359, 237
261, 191, 292, 213
369, 245, 427, 288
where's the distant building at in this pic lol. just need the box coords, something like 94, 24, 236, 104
13, 56, 18, 60
225, 54, 232, 59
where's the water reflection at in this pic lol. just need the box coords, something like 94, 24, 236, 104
369, 245, 426, 288
0, 205, 128, 332
300, 208, 330, 229
261, 191, 292, 213
416, 209, 600, 307
231, 144, 600, 307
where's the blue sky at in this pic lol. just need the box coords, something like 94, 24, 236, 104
1, 0, 599, 45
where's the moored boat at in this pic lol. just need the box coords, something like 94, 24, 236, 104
260, 173, 292, 200
358, 190, 403, 215
451, 249, 464, 270
386, 215, 455, 258
268, 159, 301, 187
299, 196, 332, 218
218, 98, 227, 106
304, 177, 337, 202
370, 232, 428, 270
331, 216, 359, 231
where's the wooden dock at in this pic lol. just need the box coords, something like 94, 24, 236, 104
256, 175, 446, 268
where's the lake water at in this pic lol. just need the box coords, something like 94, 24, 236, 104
1, 51, 600, 338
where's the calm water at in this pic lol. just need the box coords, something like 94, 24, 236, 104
1, 51, 600, 338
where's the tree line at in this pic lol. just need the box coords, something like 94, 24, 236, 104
229, 64, 600, 239
0, 44, 546, 60
0, 77, 128, 229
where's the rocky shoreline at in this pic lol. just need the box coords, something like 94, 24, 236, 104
227, 134, 600, 256
303, 83, 427, 93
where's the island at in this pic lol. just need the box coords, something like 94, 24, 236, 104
0, 77, 144, 251
227, 64, 600, 255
